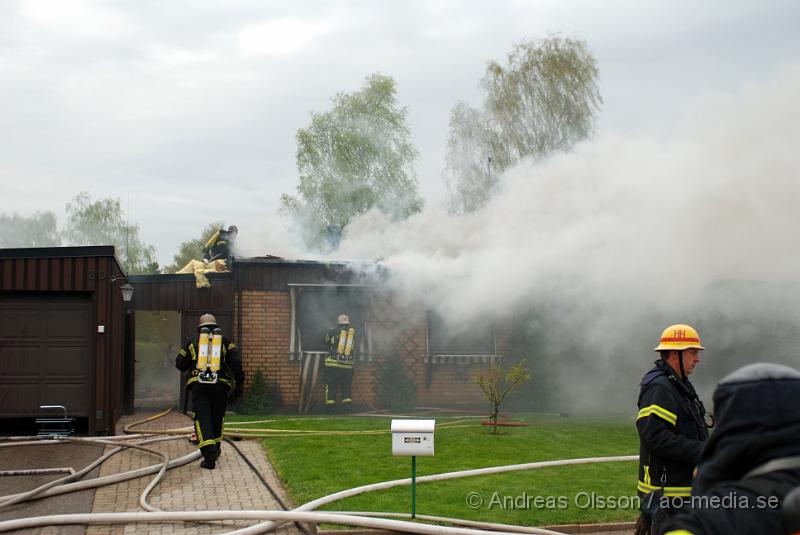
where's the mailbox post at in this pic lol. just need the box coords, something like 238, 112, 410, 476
391, 419, 435, 518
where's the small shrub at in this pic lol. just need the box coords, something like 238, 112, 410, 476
240, 369, 274, 415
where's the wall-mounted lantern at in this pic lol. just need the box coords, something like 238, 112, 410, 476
120, 283, 134, 303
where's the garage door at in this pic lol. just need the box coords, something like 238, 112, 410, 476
0, 293, 92, 417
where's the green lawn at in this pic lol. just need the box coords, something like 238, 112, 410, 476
225, 413, 640, 527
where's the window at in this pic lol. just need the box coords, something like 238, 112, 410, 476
426, 311, 496, 356
292, 286, 367, 354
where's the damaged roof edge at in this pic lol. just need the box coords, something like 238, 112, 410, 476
232, 256, 373, 268
127, 257, 386, 287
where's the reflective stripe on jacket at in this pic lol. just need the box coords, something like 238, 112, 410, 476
637, 360, 708, 501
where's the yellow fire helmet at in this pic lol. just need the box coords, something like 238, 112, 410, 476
337, 314, 350, 324
654, 324, 706, 352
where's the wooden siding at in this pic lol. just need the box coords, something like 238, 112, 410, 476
0, 247, 126, 434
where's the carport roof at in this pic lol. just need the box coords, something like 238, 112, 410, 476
0, 245, 116, 259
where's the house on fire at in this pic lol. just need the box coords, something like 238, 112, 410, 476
131, 256, 509, 414
0, 246, 508, 434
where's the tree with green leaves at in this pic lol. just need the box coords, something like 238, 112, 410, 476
476, 358, 532, 434
443, 102, 498, 215
63, 192, 159, 274
163, 222, 224, 273
281, 73, 423, 249
0, 211, 61, 248
445, 37, 602, 214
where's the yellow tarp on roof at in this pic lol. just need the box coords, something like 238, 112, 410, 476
178, 259, 228, 288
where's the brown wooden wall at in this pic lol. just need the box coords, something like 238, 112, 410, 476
0, 247, 126, 434
128, 273, 234, 312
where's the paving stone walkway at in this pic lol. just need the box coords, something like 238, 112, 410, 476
88, 411, 303, 535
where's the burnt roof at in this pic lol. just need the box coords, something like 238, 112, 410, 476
232, 256, 357, 267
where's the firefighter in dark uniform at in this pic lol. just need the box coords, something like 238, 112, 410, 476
663, 363, 800, 535
636, 324, 711, 535
785, 487, 800, 535
175, 314, 244, 469
202, 225, 238, 263
323, 313, 356, 410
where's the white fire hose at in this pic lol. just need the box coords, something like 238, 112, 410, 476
0, 436, 198, 507
0, 510, 568, 535
0, 409, 638, 535
0, 453, 637, 535
225, 455, 638, 535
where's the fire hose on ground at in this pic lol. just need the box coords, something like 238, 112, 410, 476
0, 446, 637, 535
0, 435, 192, 511
0, 510, 570, 534
224, 455, 639, 535
0, 436, 200, 507
0, 408, 638, 535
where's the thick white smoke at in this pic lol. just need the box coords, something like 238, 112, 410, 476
336, 65, 800, 323
237, 65, 800, 411
327, 64, 800, 410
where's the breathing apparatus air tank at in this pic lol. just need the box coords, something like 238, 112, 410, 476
336, 329, 347, 355
343, 328, 355, 357
210, 328, 222, 372
196, 328, 210, 370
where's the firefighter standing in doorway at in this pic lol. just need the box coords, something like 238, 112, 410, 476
323, 314, 356, 410
635, 324, 711, 535
175, 314, 244, 469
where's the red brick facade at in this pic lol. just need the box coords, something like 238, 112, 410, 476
236, 288, 510, 412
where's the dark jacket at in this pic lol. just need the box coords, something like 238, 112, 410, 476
202, 228, 236, 262
664, 363, 800, 535
637, 360, 709, 499
175, 334, 244, 390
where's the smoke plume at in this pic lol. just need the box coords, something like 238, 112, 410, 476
328, 64, 800, 411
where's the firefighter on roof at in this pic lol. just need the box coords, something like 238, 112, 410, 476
635, 324, 711, 535
323, 313, 356, 410
175, 314, 244, 470
202, 225, 238, 263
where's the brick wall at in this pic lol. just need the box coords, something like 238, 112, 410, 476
236, 290, 299, 406
368, 292, 490, 409
236, 288, 503, 412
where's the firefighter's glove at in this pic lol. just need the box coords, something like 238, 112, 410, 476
230, 388, 243, 405
634, 513, 650, 535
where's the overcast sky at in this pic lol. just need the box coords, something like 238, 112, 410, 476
1, 0, 798, 265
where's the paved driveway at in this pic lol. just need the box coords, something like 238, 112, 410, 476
0, 441, 104, 535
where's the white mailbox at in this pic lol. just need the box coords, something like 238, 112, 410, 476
391, 419, 435, 457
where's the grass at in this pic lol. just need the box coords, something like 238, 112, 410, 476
225, 413, 640, 527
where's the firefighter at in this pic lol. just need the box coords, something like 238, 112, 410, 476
663, 363, 800, 535
202, 225, 238, 263
175, 314, 244, 469
785, 486, 800, 535
635, 324, 711, 535
323, 313, 356, 410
